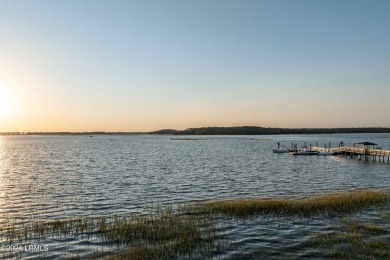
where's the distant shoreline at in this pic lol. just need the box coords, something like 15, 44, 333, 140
153, 126, 390, 135
1, 126, 390, 136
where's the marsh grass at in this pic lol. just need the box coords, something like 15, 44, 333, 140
103, 213, 206, 259
342, 220, 388, 235
3, 217, 97, 241
1, 208, 216, 259
361, 223, 388, 235
185, 190, 389, 218
2, 190, 390, 259
309, 220, 390, 259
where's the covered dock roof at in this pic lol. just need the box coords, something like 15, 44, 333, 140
354, 142, 378, 149
355, 142, 378, 146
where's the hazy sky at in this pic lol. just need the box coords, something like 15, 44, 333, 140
0, 0, 389, 132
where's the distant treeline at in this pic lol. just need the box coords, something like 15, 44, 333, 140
150, 126, 390, 135
2, 127, 390, 136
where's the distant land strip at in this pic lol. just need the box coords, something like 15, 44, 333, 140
151, 126, 390, 135
3, 126, 389, 136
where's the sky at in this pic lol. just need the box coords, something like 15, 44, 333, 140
0, 0, 389, 132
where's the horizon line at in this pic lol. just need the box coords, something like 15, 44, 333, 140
1, 126, 390, 135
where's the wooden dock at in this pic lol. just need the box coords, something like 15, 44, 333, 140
312, 146, 390, 163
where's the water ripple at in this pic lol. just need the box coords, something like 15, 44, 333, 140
0, 134, 389, 258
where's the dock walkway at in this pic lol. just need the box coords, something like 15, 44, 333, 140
312, 146, 390, 162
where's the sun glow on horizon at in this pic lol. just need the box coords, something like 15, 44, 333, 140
0, 82, 16, 120
0, 2, 389, 131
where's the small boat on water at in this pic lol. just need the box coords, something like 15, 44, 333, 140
272, 142, 290, 153
272, 146, 290, 153
289, 149, 319, 156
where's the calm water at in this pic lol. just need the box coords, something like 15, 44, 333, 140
0, 133, 389, 258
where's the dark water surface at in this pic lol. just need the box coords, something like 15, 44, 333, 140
0, 133, 389, 258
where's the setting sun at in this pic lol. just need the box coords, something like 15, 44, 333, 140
0, 82, 16, 120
